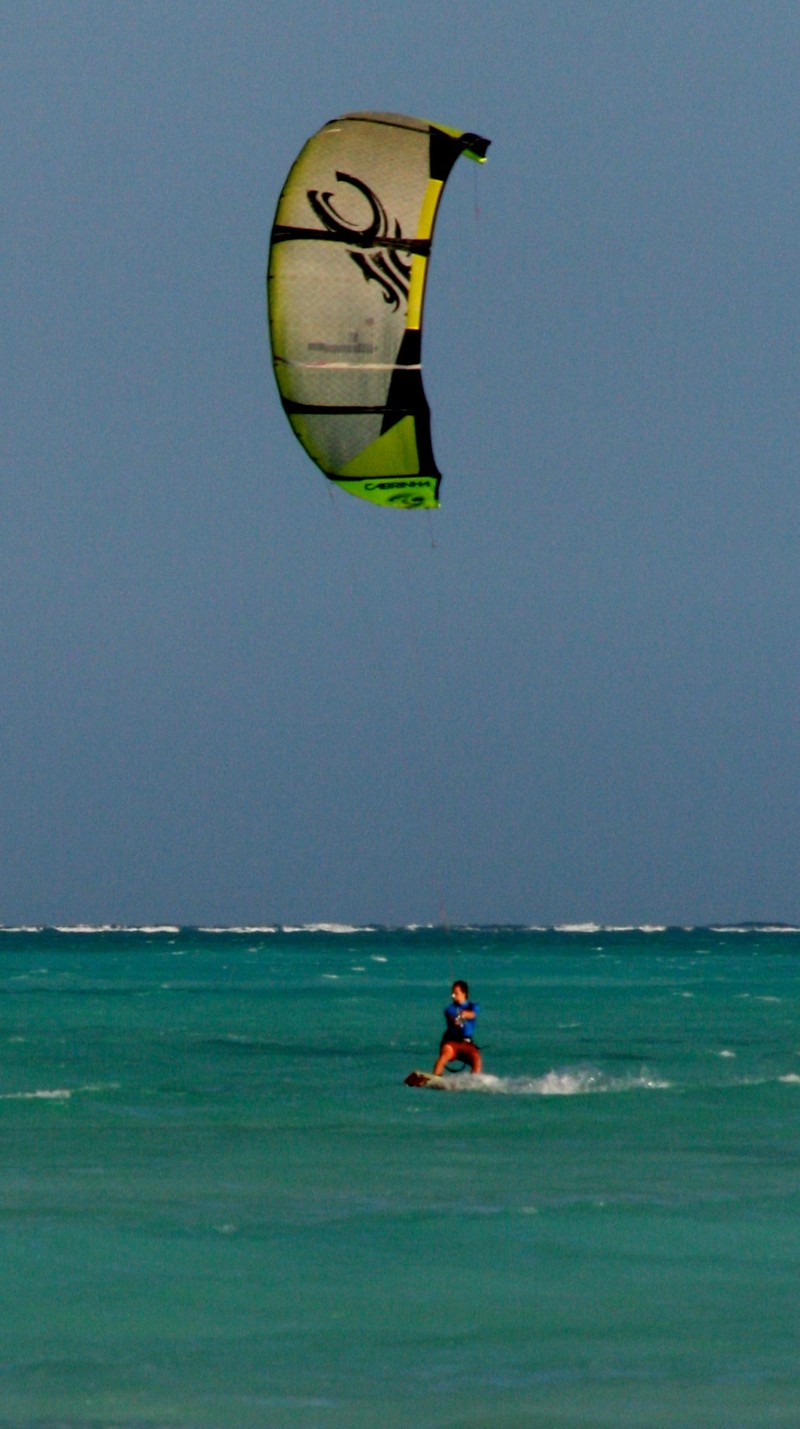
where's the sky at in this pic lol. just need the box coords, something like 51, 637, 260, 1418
3, 1, 799, 927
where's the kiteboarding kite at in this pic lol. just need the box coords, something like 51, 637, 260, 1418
267, 112, 490, 509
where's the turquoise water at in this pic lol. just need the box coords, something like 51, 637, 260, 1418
3, 925, 800, 1427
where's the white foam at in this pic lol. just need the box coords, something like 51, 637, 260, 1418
282, 923, 370, 934
55, 925, 114, 933
718, 1050, 737, 1058
52, 925, 181, 934
552, 923, 669, 935
711, 925, 800, 934
0, 1081, 118, 1101
198, 926, 278, 934
0, 1088, 72, 1101
441, 1067, 670, 1095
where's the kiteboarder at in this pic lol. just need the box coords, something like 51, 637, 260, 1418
433, 980, 482, 1075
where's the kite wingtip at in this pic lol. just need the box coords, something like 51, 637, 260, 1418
462, 133, 491, 162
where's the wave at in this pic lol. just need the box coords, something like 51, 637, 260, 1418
198, 926, 278, 934
52, 925, 181, 934
711, 925, 800, 934
0, 1088, 72, 1100
0, 1082, 118, 1102
281, 923, 373, 934
441, 1066, 671, 1096
716, 1072, 800, 1089
552, 924, 667, 935
6, 922, 800, 939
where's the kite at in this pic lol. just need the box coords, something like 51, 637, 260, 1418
267, 112, 490, 508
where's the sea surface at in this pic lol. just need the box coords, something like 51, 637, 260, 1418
3, 924, 800, 1428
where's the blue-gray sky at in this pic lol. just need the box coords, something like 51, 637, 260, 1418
4, 1, 799, 926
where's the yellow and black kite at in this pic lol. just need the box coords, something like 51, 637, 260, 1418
267, 112, 490, 508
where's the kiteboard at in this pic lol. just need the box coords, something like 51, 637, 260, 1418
404, 1070, 447, 1090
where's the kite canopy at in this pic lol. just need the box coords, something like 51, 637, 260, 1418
267, 112, 489, 509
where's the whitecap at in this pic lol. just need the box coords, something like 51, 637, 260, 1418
53, 924, 180, 934
198, 926, 278, 934
282, 923, 371, 934
711, 925, 800, 934
310, 923, 371, 934
55, 925, 115, 933
0, 1088, 72, 1101
555, 923, 601, 934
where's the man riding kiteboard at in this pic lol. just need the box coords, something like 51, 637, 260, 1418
432, 980, 482, 1076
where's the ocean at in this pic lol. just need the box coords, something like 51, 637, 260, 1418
3, 924, 800, 1428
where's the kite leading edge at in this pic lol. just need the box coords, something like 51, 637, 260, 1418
267, 112, 490, 509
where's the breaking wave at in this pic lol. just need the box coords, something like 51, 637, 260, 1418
52, 925, 181, 934
281, 923, 373, 934
198, 926, 279, 934
552, 924, 668, 935
0, 1088, 73, 1101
